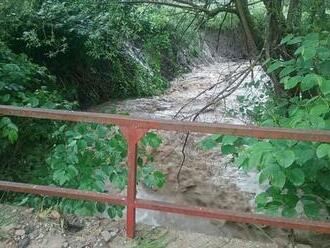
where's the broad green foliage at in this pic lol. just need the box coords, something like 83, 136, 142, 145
201, 32, 330, 220
45, 124, 165, 218
0, 42, 75, 189
0, 42, 74, 147
0, 0, 198, 106
0, 42, 166, 218
0, 0, 185, 218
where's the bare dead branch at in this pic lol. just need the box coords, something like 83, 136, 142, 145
175, 50, 265, 184
119, 0, 237, 15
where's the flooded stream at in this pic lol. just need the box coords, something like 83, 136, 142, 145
90, 58, 273, 240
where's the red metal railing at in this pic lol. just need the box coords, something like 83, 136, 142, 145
0, 105, 330, 238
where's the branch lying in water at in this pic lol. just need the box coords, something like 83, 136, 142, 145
175, 50, 264, 186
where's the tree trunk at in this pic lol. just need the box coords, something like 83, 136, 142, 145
234, 0, 259, 56
287, 0, 302, 33
263, 0, 286, 95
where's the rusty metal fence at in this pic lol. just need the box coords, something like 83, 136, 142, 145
0, 104, 330, 238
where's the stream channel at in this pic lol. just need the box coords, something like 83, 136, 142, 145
90, 58, 278, 242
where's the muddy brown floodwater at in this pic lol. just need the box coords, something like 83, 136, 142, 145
91, 59, 330, 247
90, 59, 269, 238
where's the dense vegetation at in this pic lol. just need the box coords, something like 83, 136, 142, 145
0, 0, 196, 217
200, 1, 330, 220
1, 0, 330, 221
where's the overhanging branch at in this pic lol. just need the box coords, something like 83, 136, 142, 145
119, 0, 237, 16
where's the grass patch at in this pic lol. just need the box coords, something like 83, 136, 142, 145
0, 206, 15, 240
134, 229, 170, 248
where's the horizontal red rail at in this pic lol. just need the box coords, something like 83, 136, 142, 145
0, 181, 126, 205
0, 105, 330, 238
135, 199, 330, 234
1, 105, 330, 142
1, 180, 330, 234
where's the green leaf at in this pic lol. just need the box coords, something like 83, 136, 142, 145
259, 164, 286, 189
144, 132, 162, 148
235, 153, 248, 168
107, 207, 117, 219
153, 171, 166, 188
275, 150, 295, 168
283, 194, 299, 208
247, 151, 263, 170
320, 80, 330, 95
288, 168, 305, 186
326, 199, 330, 206
293, 144, 315, 165
303, 201, 320, 219
96, 202, 106, 213
294, 46, 304, 56
272, 169, 286, 189
318, 47, 330, 61
319, 61, 330, 77
281, 34, 294, 45
318, 171, 330, 191
116, 206, 124, 218
200, 135, 222, 150
7, 129, 18, 143
302, 47, 317, 61
267, 61, 283, 73
221, 144, 236, 155
263, 201, 281, 216
222, 135, 238, 145
284, 76, 302, 90
287, 36, 302, 45
301, 74, 321, 91
279, 66, 296, 78
282, 207, 297, 218
255, 192, 270, 206
316, 144, 330, 158
310, 103, 328, 116
75, 207, 92, 216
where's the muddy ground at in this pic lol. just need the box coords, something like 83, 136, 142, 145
0, 204, 279, 248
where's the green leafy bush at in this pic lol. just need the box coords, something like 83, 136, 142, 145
0, 42, 76, 189
0, 1, 198, 106
0, 21, 167, 218
0, 41, 75, 150
44, 124, 165, 217
201, 32, 330, 220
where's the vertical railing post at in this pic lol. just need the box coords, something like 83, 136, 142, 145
120, 127, 148, 238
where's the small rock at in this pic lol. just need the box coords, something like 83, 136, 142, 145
36, 233, 44, 240
62, 241, 69, 248
25, 208, 34, 214
18, 237, 30, 248
296, 245, 312, 248
101, 230, 117, 242
15, 229, 26, 237
156, 106, 167, 111
49, 210, 61, 220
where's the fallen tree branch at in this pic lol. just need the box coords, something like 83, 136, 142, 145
175, 50, 264, 184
